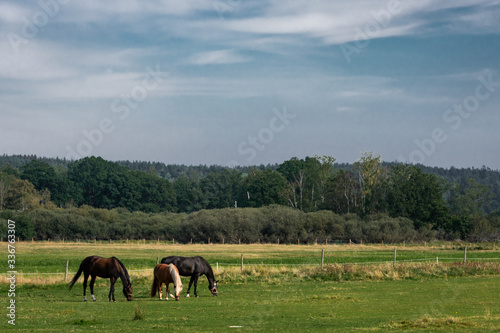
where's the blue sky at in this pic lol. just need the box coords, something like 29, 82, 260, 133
1, 0, 499, 168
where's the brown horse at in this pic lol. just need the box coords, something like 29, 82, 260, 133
69, 256, 133, 302
150, 264, 183, 301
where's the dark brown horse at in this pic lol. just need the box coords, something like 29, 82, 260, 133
150, 263, 183, 301
69, 256, 133, 302
161, 256, 218, 298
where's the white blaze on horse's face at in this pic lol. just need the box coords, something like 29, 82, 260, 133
210, 281, 218, 296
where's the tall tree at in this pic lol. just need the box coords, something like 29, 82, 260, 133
353, 152, 386, 214
384, 164, 449, 229
238, 169, 287, 207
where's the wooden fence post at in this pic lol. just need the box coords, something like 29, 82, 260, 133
240, 254, 244, 274
393, 247, 397, 268
321, 249, 324, 269
463, 246, 467, 263
156, 257, 159, 265
64, 259, 69, 282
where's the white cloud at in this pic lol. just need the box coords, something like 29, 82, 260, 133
188, 49, 251, 65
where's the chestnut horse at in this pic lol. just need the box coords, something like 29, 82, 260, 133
69, 256, 133, 302
150, 264, 183, 301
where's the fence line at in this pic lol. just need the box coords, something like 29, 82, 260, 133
2, 257, 499, 277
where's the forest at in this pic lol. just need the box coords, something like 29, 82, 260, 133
0, 153, 499, 242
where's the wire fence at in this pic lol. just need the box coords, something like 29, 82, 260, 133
2, 257, 500, 277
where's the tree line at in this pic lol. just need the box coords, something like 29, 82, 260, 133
0, 153, 499, 241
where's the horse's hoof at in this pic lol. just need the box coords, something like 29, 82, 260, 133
186, 294, 190, 298
195, 295, 199, 298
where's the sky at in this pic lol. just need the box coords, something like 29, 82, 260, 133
1, 0, 500, 169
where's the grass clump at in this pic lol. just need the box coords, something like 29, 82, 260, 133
133, 304, 146, 321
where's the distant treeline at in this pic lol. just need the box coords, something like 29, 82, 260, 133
1, 205, 498, 243
0, 153, 499, 241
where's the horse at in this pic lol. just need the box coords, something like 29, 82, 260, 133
160, 256, 218, 298
150, 264, 183, 301
69, 256, 133, 302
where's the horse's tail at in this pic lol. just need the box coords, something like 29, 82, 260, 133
150, 265, 159, 297
68, 261, 84, 290
169, 264, 183, 293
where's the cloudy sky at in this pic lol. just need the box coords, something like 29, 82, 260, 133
1, 0, 499, 168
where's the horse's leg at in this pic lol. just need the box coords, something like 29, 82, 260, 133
193, 275, 200, 298
109, 277, 117, 302
89, 275, 97, 302
169, 282, 174, 298
186, 275, 195, 297
83, 273, 89, 302
166, 283, 170, 301
158, 281, 163, 300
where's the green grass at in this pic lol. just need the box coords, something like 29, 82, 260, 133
1, 242, 499, 331
0, 277, 499, 332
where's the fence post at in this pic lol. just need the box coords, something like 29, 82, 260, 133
156, 257, 159, 265
321, 249, 324, 269
436, 257, 439, 265
64, 259, 69, 282
463, 246, 467, 263
393, 247, 397, 268
241, 254, 244, 274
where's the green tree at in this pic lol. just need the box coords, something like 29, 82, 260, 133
238, 169, 286, 207
277, 157, 321, 211
200, 169, 240, 209
448, 178, 493, 217
4, 179, 45, 211
384, 164, 449, 229
353, 152, 386, 214
325, 170, 361, 214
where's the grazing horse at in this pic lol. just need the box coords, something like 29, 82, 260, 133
69, 256, 133, 302
161, 256, 218, 298
150, 264, 183, 301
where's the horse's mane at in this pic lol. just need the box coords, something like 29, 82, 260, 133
113, 257, 131, 284
200, 257, 215, 280
168, 264, 182, 288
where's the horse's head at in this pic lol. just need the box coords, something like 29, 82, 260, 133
209, 280, 219, 296
174, 283, 183, 301
123, 283, 133, 301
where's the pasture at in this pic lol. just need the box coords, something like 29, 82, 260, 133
1, 242, 499, 332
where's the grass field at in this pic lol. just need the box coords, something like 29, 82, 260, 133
1, 242, 499, 332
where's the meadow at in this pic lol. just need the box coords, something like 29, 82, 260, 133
1, 242, 499, 332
